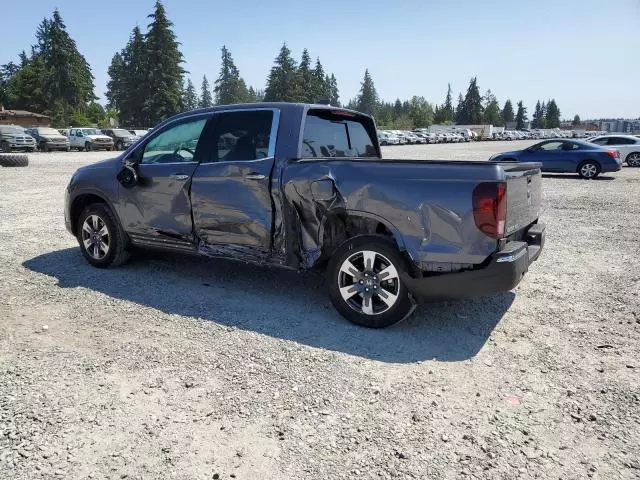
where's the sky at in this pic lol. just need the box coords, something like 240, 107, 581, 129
2, 0, 639, 119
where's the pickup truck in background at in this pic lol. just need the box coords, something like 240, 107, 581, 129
65, 103, 545, 328
68, 128, 114, 152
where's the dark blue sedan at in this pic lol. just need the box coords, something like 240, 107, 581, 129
490, 139, 622, 179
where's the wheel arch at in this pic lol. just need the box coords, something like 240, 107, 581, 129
317, 210, 408, 266
576, 158, 601, 172
69, 192, 118, 236
625, 151, 640, 163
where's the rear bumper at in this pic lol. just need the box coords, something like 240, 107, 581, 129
404, 223, 545, 300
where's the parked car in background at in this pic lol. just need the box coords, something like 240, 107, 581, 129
490, 139, 621, 179
405, 132, 423, 144
129, 129, 149, 138
378, 131, 399, 146
101, 128, 139, 151
0, 125, 36, 152
68, 128, 114, 152
64, 103, 545, 328
25, 127, 70, 152
588, 135, 640, 167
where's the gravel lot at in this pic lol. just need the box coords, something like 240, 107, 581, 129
1, 143, 639, 479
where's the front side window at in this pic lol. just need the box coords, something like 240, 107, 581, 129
200, 110, 275, 163
538, 141, 564, 151
141, 118, 207, 164
301, 110, 377, 159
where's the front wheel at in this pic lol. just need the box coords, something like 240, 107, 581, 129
626, 152, 640, 167
327, 235, 415, 328
578, 161, 600, 179
77, 203, 130, 268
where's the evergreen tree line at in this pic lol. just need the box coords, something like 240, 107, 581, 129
347, 73, 562, 131
0, 1, 565, 131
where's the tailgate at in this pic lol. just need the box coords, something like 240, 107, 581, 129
501, 162, 542, 236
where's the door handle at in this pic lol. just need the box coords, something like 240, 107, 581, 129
245, 173, 266, 180
170, 174, 189, 181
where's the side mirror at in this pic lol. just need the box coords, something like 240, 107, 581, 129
117, 161, 138, 188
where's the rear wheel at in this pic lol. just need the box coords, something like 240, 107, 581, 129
328, 235, 414, 328
76, 203, 130, 268
578, 161, 600, 179
626, 152, 640, 167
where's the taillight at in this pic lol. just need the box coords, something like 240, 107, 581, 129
472, 182, 507, 239
606, 150, 620, 158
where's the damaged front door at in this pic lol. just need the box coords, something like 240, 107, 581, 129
190, 109, 280, 258
118, 115, 210, 247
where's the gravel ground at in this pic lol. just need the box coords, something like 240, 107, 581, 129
1, 143, 639, 479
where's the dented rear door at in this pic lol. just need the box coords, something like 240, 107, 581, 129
190, 109, 279, 255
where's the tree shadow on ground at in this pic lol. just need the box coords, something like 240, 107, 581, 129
23, 248, 515, 364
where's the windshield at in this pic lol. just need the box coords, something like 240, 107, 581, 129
38, 128, 62, 135
82, 129, 102, 135
1, 126, 25, 134
112, 129, 132, 136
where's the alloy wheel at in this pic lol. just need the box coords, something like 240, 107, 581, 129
628, 153, 640, 167
580, 163, 598, 179
337, 250, 400, 315
81, 215, 110, 260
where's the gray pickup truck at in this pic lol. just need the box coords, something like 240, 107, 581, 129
65, 103, 545, 328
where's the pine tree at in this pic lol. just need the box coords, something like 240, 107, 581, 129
454, 94, 464, 123
142, 0, 184, 125
482, 90, 501, 126
545, 99, 561, 128
264, 43, 300, 102
297, 49, 314, 103
356, 69, 378, 116
572, 114, 581, 126
213, 46, 249, 105
246, 86, 264, 103
199, 75, 213, 108
311, 58, 329, 102
107, 26, 146, 127
502, 99, 515, 125
515, 101, 528, 130
182, 78, 198, 110
458, 77, 482, 124
36, 9, 95, 123
442, 83, 454, 123
328, 73, 340, 107
532, 100, 542, 128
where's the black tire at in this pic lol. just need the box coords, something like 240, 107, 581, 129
85, 142, 92, 152
0, 153, 29, 167
76, 203, 130, 268
626, 152, 640, 167
1, 141, 10, 153
327, 235, 414, 328
577, 160, 601, 179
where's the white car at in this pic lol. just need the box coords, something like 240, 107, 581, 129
589, 135, 640, 167
378, 132, 399, 146
68, 128, 114, 152
404, 132, 422, 144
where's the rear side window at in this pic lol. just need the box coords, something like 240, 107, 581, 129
199, 109, 275, 163
301, 110, 378, 159
607, 137, 635, 145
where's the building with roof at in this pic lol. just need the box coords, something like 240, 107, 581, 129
0, 106, 51, 127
